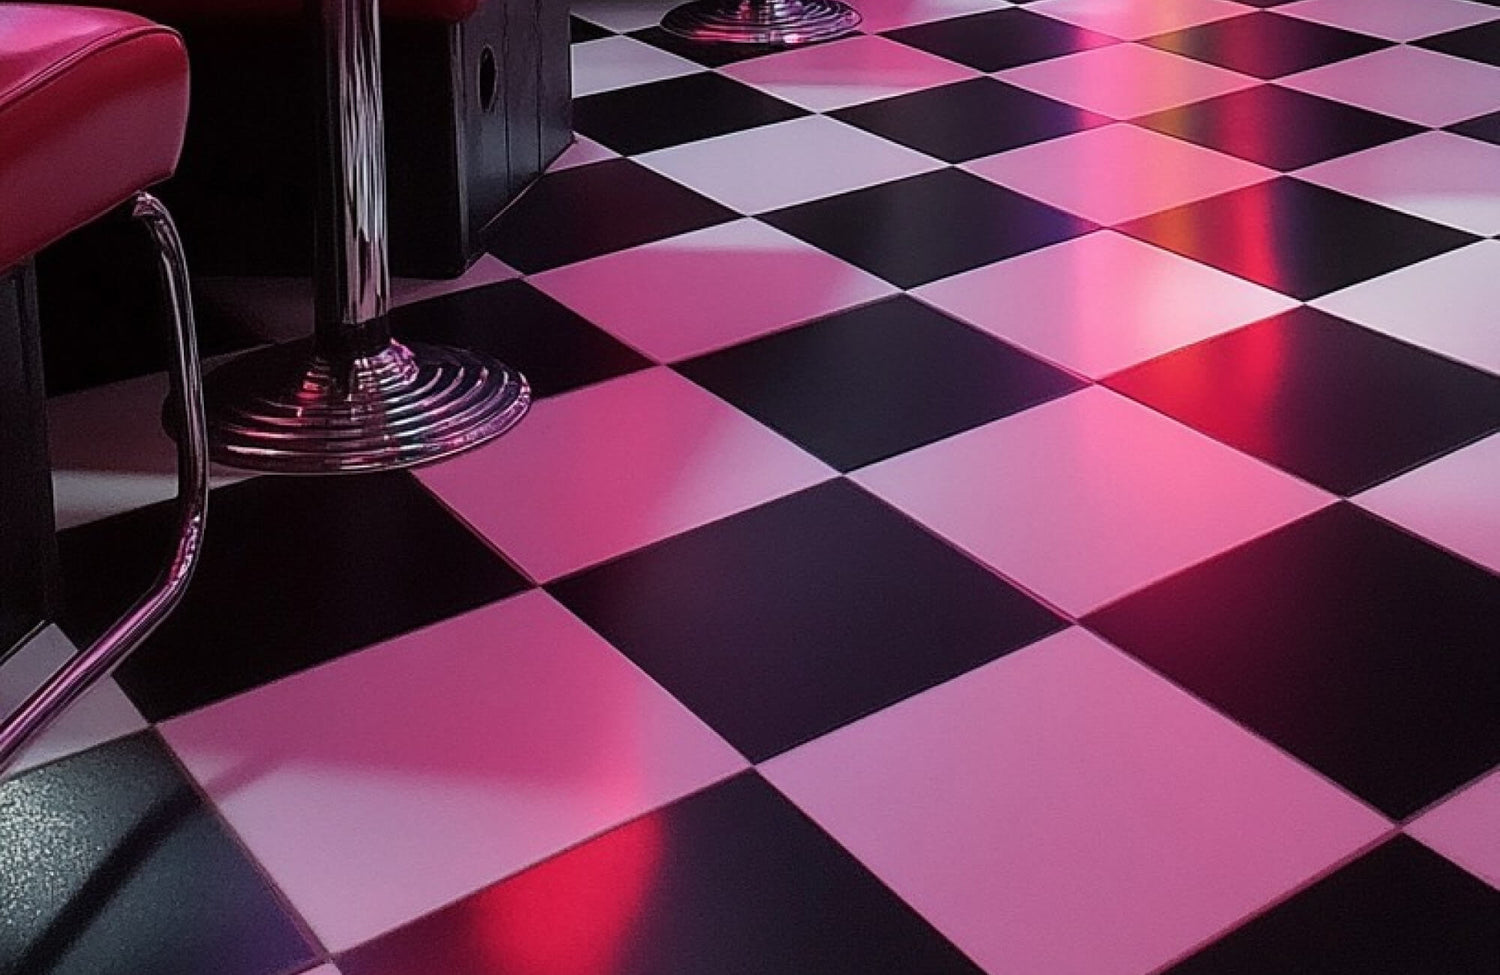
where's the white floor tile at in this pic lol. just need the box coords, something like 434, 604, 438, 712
1295, 132, 1500, 237
571, 36, 703, 97
964, 124, 1273, 225
763, 627, 1390, 975
720, 35, 981, 112
852, 386, 1332, 614
997, 43, 1259, 118
1356, 433, 1500, 575
416, 367, 835, 582
1406, 767, 1500, 889
0, 626, 147, 778
635, 115, 944, 214
160, 590, 749, 951
572, 0, 680, 32
913, 231, 1296, 377
529, 218, 896, 362
1027, 0, 1247, 40
1279, 46, 1500, 128
1275, 0, 1500, 42
1312, 240, 1500, 377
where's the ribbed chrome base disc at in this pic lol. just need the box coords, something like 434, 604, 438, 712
203, 339, 529, 474
661, 0, 860, 44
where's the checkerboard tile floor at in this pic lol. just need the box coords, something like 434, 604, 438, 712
5, 0, 1499, 972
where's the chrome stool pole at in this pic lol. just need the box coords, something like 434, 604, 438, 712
661, 0, 860, 46
201, 0, 528, 474
0, 194, 208, 775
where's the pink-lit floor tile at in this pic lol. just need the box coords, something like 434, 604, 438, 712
720, 35, 982, 112
0, 626, 147, 777
1312, 240, 1500, 376
1279, 46, 1500, 128
996, 43, 1259, 119
1276, 0, 1500, 42
1356, 434, 1500, 575
416, 367, 834, 582
160, 590, 749, 952
852, 387, 1332, 615
912, 231, 1296, 378
963, 124, 1273, 225
854, 0, 1013, 33
1026, 0, 1247, 41
1295, 132, 1500, 237
571, 36, 703, 97
529, 218, 896, 362
392, 255, 521, 307
762, 627, 1391, 975
635, 116, 944, 214
1407, 768, 1500, 889
548, 134, 619, 171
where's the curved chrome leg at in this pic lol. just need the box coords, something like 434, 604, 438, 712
661, 0, 861, 45
0, 192, 208, 776
201, 0, 528, 474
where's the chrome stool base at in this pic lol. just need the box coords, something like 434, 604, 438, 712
204, 338, 529, 474
661, 0, 861, 45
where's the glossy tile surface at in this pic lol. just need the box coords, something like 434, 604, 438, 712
763, 168, 1097, 287
1164, 838, 1500, 972
0, 733, 317, 975
1087, 503, 1500, 819
529, 219, 897, 361
338, 773, 987, 975
854, 387, 1330, 614
962, 123, 1274, 225
485, 158, 735, 273
913, 230, 1297, 377
679, 295, 1084, 470
1119, 177, 1478, 299
24, 3, 1500, 970
1134, 84, 1421, 171
415, 368, 834, 582
59, 473, 529, 721
1107, 306, 1500, 494
763, 628, 1389, 975
550, 479, 1065, 761
161, 591, 746, 951
831, 77, 1111, 162
1144, 10, 1390, 79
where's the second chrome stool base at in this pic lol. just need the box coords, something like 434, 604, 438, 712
661, 0, 861, 45
204, 338, 529, 474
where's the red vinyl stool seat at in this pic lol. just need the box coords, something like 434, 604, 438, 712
0, 4, 208, 775
85, 0, 481, 21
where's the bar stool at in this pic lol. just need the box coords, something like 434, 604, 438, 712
661, 0, 861, 46
0, 4, 207, 773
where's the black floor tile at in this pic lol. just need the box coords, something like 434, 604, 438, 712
831, 77, 1110, 163
549, 479, 1065, 762
1416, 20, 1500, 68
1448, 109, 1500, 147
0, 733, 317, 975
1106, 307, 1500, 495
1117, 178, 1479, 300
58, 473, 530, 721
1166, 837, 1500, 974
570, 15, 612, 42
392, 280, 653, 399
679, 295, 1084, 470
485, 158, 737, 273
885, 8, 1117, 72
762, 168, 1097, 288
1085, 503, 1500, 820
1133, 85, 1421, 171
337, 772, 985, 975
1144, 11, 1390, 79
572, 72, 808, 155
